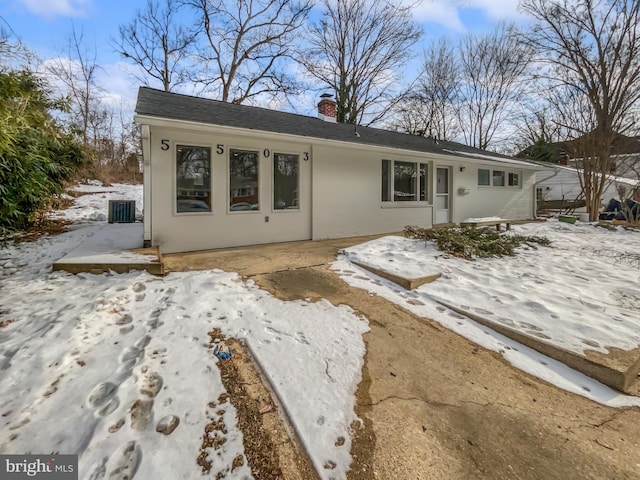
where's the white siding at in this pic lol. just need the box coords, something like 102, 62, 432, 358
311, 145, 433, 239
143, 121, 538, 253
453, 165, 536, 221
148, 126, 312, 253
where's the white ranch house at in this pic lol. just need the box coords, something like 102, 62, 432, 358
135, 87, 542, 254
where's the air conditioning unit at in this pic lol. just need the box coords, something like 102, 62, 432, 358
108, 200, 136, 223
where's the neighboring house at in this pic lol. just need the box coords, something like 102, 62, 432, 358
535, 164, 636, 207
135, 87, 543, 254
520, 132, 640, 178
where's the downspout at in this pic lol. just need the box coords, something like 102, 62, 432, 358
140, 124, 152, 248
532, 166, 560, 219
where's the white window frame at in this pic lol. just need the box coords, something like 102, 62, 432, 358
228, 148, 260, 214
272, 151, 300, 212
174, 143, 213, 216
478, 167, 522, 189
381, 159, 430, 205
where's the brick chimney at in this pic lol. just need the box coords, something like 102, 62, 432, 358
558, 150, 570, 166
318, 94, 337, 122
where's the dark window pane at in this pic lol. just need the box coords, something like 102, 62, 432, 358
274, 153, 299, 210
176, 145, 211, 213
420, 163, 428, 201
394, 161, 417, 201
493, 170, 505, 186
478, 169, 490, 186
230, 149, 259, 211
382, 160, 391, 201
509, 172, 519, 186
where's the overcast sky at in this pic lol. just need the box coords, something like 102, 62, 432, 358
1, 0, 529, 116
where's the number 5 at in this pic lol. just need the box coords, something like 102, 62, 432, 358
161, 139, 169, 151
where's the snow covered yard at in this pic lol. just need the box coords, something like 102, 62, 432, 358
334, 221, 640, 408
2, 181, 640, 480
0, 183, 368, 480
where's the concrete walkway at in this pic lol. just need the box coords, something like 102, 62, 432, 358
52, 223, 163, 275
164, 237, 640, 480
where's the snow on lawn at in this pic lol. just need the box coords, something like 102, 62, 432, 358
0, 182, 368, 480
333, 221, 640, 408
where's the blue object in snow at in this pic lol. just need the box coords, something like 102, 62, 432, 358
213, 344, 233, 360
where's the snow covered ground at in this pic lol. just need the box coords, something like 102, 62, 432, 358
0, 183, 367, 480
333, 222, 640, 408
1, 182, 639, 480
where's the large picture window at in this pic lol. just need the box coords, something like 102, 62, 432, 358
394, 161, 417, 201
273, 153, 299, 210
382, 160, 428, 203
176, 145, 211, 213
229, 149, 259, 211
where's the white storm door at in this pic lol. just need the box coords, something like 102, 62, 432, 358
435, 166, 451, 224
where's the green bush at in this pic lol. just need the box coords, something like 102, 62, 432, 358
0, 70, 86, 237
404, 226, 551, 260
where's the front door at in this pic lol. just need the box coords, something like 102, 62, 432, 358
435, 166, 451, 224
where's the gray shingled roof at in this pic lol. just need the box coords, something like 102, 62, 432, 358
135, 87, 537, 167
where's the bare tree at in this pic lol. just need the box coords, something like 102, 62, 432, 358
47, 27, 102, 146
113, 0, 197, 92
457, 22, 531, 149
394, 37, 459, 139
511, 104, 567, 160
301, 0, 422, 125
520, 0, 640, 220
184, 0, 312, 104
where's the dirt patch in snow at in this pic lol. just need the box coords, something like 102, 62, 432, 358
203, 329, 319, 480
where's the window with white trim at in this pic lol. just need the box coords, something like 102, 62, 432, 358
382, 160, 428, 202
478, 169, 490, 186
493, 170, 505, 186
176, 145, 211, 213
229, 149, 259, 211
478, 167, 522, 188
273, 153, 299, 210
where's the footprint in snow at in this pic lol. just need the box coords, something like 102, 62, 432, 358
139, 372, 163, 398
115, 314, 133, 325
156, 415, 180, 435
87, 382, 120, 417
294, 331, 310, 345
106, 441, 141, 479
129, 399, 154, 431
